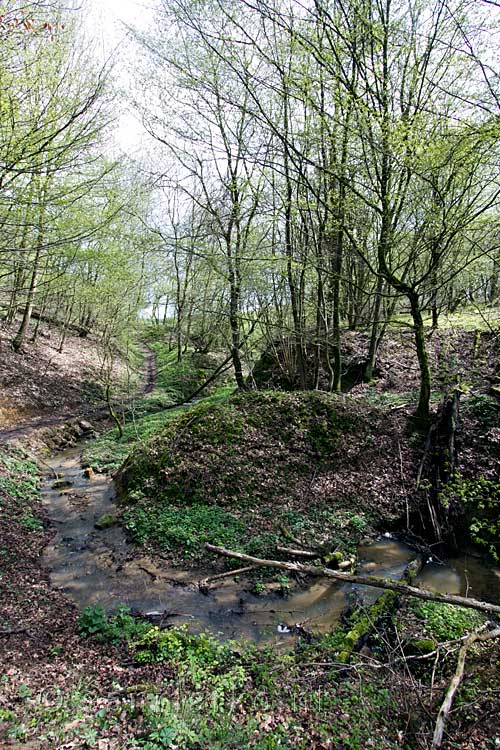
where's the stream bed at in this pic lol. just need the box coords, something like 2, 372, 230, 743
41, 448, 500, 646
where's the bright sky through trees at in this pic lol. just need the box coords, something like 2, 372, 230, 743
87, 0, 152, 153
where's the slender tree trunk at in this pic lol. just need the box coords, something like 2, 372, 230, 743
364, 276, 384, 381
58, 293, 75, 353
228, 256, 246, 390
330, 230, 343, 392
282, 77, 307, 390
410, 291, 431, 423
12, 176, 48, 352
12, 223, 46, 351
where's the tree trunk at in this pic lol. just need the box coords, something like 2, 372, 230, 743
364, 276, 384, 381
410, 291, 431, 424
12, 243, 43, 352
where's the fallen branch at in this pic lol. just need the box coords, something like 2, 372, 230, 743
198, 565, 257, 588
205, 544, 500, 615
279, 526, 311, 550
431, 624, 500, 749
276, 545, 318, 559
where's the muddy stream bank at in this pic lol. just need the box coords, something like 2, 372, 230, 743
41, 447, 500, 646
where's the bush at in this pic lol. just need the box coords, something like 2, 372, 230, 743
77, 605, 151, 644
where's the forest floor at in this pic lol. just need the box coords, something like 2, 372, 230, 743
0, 317, 499, 749
0, 319, 138, 433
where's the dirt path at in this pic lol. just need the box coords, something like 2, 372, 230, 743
142, 346, 157, 395
0, 347, 157, 445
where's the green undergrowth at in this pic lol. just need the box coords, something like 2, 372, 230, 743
390, 305, 500, 332
462, 393, 500, 429
82, 387, 233, 473
408, 599, 486, 641
148, 343, 216, 402
122, 502, 369, 569
395, 598, 498, 730
77, 604, 152, 644
123, 503, 246, 558
142, 326, 232, 402
0, 449, 39, 504
66, 605, 404, 750
114, 391, 405, 568
0, 448, 42, 544
440, 474, 500, 561
5, 600, 498, 749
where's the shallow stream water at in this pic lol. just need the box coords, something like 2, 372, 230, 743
41, 448, 500, 646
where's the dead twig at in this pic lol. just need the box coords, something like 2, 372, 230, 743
276, 545, 319, 559
198, 565, 257, 588
431, 624, 500, 749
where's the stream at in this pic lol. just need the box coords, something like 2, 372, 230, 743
41, 447, 500, 646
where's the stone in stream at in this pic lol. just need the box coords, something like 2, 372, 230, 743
94, 513, 118, 530
52, 479, 72, 490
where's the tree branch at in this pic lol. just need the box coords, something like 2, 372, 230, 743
205, 544, 500, 615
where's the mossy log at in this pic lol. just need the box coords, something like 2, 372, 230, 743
337, 590, 398, 663
336, 558, 423, 663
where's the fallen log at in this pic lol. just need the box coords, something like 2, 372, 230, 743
205, 544, 500, 615
431, 624, 500, 749
336, 557, 423, 663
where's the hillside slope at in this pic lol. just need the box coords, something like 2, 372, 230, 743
116, 391, 416, 567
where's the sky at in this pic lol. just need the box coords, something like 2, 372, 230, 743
86, 0, 155, 153
89, 0, 150, 48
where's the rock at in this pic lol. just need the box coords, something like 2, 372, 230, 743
338, 559, 354, 571
323, 550, 344, 567
52, 479, 72, 490
78, 419, 94, 433
83, 467, 94, 479
94, 513, 118, 530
